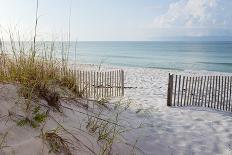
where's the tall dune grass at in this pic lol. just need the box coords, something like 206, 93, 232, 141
0, 0, 79, 100
0, 1, 142, 154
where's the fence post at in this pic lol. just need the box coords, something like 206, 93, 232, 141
121, 70, 124, 96
167, 73, 174, 106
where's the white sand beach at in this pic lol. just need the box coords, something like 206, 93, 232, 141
73, 64, 232, 155
121, 67, 232, 155
0, 65, 232, 155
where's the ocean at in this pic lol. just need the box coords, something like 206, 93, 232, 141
66, 41, 232, 73
4, 41, 232, 73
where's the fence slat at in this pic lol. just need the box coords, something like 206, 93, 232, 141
224, 76, 227, 110
204, 76, 209, 107
198, 76, 203, 106
189, 77, 195, 106
114, 71, 117, 97
99, 72, 101, 98
103, 72, 107, 97
80, 71, 82, 93
192, 77, 198, 106
167, 74, 174, 106
115, 70, 117, 97
195, 77, 200, 106
116, 70, 118, 96
220, 76, 224, 110
173, 75, 177, 106
229, 77, 232, 112
210, 76, 214, 108
110, 71, 112, 97
85, 71, 87, 98
101, 71, 103, 98
96, 72, 99, 98
184, 77, 188, 106
180, 76, 185, 106
112, 71, 114, 97
208, 76, 212, 108
89, 71, 91, 97
223, 76, 227, 111
117, 70, 119, 96
226, 76, 229, 111
88, 71, 91, 97
105, 71, 107, 97
76, 70, 79, 94
122, 70, 124, 96
187, 77, 192, 106
211, 76, 215, 108
214, 76, 218, 109
93, 71, 95, 97
217, 76, 221, 110
200, 76, 206, 107
118, 70, 120, 96
83, 71, 86, 97
177, 75, 181, 106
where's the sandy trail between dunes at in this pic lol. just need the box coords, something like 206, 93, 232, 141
121, 67, 232, 155
74, 64, 232, 155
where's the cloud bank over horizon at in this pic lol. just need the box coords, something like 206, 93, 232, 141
151, 0, 232, 39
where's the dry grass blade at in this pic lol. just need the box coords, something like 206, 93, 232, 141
44, 131, 72, 155
0, 132, 8, 149
48, 114, 97, 155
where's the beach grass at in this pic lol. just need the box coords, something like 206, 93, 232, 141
0, 18, 133, 155
0, 35, 135, 154
0, 1, 143, 154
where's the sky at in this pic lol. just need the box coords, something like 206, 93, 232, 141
0, 0, 232, 41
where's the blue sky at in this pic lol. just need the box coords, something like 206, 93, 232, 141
0, 0, 232, 41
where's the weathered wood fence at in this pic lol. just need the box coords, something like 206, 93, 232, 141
167, 74, 232, 112
61, 69, 124, 99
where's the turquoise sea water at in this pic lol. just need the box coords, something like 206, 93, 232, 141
67, 41, 232, 73
5, 41, 232, 72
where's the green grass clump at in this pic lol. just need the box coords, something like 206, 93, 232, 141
16, 105, 47, 128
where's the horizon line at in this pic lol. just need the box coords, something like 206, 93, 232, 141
2, 40, 232, 42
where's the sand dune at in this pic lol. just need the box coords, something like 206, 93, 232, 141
0, 65, 232, 155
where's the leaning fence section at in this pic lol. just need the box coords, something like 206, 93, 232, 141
167, 74, 232, 112
61, 68, 124, 99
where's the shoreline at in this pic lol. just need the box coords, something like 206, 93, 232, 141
73, 62, 232, 75
73, 63, 232, 76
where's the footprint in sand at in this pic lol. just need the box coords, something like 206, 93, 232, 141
194, 118, 204, 122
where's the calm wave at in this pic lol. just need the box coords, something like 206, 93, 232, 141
69, 41, 232, 73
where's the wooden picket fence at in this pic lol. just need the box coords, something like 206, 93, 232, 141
61, 68, 124, 99
167, 74, 232, 112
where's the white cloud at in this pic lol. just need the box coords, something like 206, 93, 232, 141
152, 0, 232, 37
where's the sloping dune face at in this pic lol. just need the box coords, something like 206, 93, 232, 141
0, 84, 52, 155
0, 84, 97, 155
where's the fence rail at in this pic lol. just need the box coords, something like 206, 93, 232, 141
167, 74, 232, 112
61, 69, 124, 99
